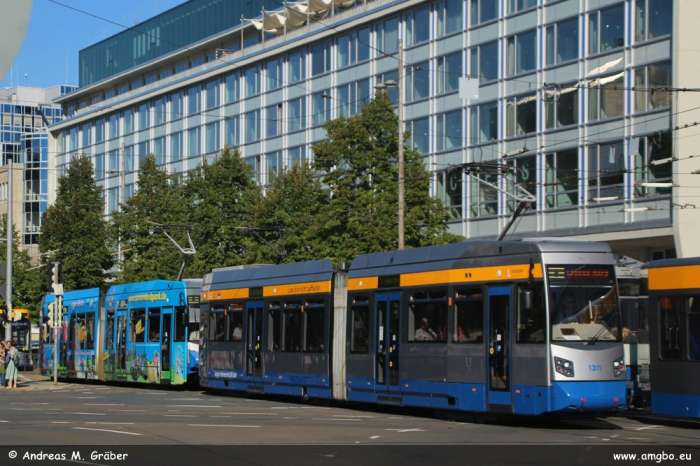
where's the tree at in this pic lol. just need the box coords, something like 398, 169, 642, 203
247, 162, 329, 264
111, 155, 187, 283
313, 92, 461, 261
0, 216, 44, 322
182, 146, 262, 276
39, 155, 113, 291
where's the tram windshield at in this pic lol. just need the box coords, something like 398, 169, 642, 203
547, 264, 621, 342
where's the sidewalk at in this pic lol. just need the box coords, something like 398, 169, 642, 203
1, 369, 76, 391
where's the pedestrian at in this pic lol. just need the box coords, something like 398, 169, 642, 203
0, 339, 6, 388
6, 341, 18, 389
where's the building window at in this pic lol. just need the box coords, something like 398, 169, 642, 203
337, 27, 371, 69
437, 0, 463, 36
507, 0, 536, 14
108, 113, 119, 139
137, 141, 148, 169
288, 97, 306, 132
137, 103, 149, 131
635, 0, 672, 43
205, 79, 219, 110
266, 104, 282, 138
245, 65, 261, 97
376, 70, 399, 104
170, 132, 182, 161
588, 72, 624, 121
81, 123, 91, 148
381, 17, 399, 53
407, 117, 429, 155
436, 110, 463, 151
406, 5, 431, 46
470, 172, 498, 217
634, 61, 671, 112
470, 41, 498, 84
171, 91, 183, 120
153, 137, 165, 165
288, 50, 306, 83
95, 119, 104, 143
545, 84, 579, 129
224, 73, 239, 103
506, 154, 537, 212
545, 17, 579, 65
470, 0, 497, 26
225, 117, 238, 148
588, 4, 625, 54
506, 30, 536, 76
288, 146, 307, 166
338, 79, 371, 117
546, 148, 578, 208
470, 101, 498, 144
107, 187, 119, 214
124, 145, 134, 172
187, 86, 200, 116
188, 127, 200, 158
588, 141, 625, 201
245, 110, 261, 142
406, 61, 430, 102
266, 57, 282, 91
154, 98, 166, 126
311, 41, 331, 76
437, 170, 463, 220
94, 154, 104, 180
506, 93, 537, 137
436, 52, 462, 95
123, 109, 134, 134
205, 122, 219, 154
634, 132, 672, 198
108, 150, 119, 171
312, 91, 331, 126
266, 151, 282, 184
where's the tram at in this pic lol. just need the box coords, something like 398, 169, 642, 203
615, 256, 650, 408
40, 279, 202, 386
200, 240, 627, 415
647, 258, 700, 418
0, 308, 33, 369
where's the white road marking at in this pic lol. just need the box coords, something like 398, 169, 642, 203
370, 436, 380, 439
109, 409, 144, 412
313, 418, 361, 421
210, 416, 232, 418
166, 405, 221, 408
72, 427, 142, 436
46, 409, 63, 411
283, 417, 298, 420
635, 426, 667, 431
72, 397, 101, 399
86, 422, 135, 425
51, 422, 72, 424
223, 413, 278, 415
385, 428, 426, 433
186, 424, 260, 428
83, 404, 124, 406
0, 421, 10, 423
31, 403, 49, 405
164, 415, 198, 417
65, 413, 106, 416
332, 415, 375, 418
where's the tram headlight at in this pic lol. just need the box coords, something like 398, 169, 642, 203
612, 357, 625, 377
554, 357, 575, 377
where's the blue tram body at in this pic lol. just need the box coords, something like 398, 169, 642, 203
40, 280, 201, 386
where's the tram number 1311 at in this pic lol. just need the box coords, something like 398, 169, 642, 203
588, 364, 602, 372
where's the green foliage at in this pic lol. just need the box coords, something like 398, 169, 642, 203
39, 155, 113, 292
0, 216, 43, 321
248, 162, 329, 264
313, 92, 461, 262
111, 155, 187, 283
182, 146, 261, 276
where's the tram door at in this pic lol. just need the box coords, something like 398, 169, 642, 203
115, 310, 128, 371
161, 311, 172, 373
487, 287, 512, 407
375, 293, 401, 392
246, 301, 264, 381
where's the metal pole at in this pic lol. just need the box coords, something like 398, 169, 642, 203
397, 39, 405, 250
241, 16, 244, 51
5, 160, 12, 341
53, 295, 60, 385
119, 143, 125, 268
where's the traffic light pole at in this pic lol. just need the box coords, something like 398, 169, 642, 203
5, 160, 12, 342
53, 294, 60, 385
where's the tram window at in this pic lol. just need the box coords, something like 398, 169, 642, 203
174, 306, 186, 342
86, 314, 95, 350
409, 290, 448, 342
268, 304, 281, 351
305, 299, 325, 352
455, 288, 484, 344
516, 283, 546, 344
105, 317, 115, 351
284, 302, 302, 352
659, 296, 683, 360
131, 309, 146, 343
211, 311, 226, 342
687, 296, 700, 361
228, 305, 243, 341
148, 308, 161, 342
351, 297, 370, 353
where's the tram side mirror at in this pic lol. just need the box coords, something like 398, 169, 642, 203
520, 290, 534, 312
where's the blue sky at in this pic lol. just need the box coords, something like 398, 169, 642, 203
1, 0, 186, 89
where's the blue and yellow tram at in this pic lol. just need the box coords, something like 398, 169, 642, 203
201, 240, 628, 415
647, 258, 700, 418
41, 280, 202, 386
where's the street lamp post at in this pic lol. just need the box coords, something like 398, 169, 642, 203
375, 39, 405, 250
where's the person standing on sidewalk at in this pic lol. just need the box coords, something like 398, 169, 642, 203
6, 341, 18, 389
0, 339, 6, 388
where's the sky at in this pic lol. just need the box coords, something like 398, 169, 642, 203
0, 0, 187, 89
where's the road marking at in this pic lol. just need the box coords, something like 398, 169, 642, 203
164, 415, 198, 417
31, 403, 49, 405
109, 409, 144, 412
0, 421, 10, 423
65, 413, 106, 416
166, 405, 221, 408
370, 436, 380, 439
86, 422, 135, 425
186, 424, 260, 428
46, 409, 63, 411
283, 417, 298, 420
222, 413, 278, 416
83, 404, 124, 406
635, 426, 667, 431
211, 416, 231, 418
332, 415, 375, 418
72, 427, 142, 436
72, 397, 101, 399
313, 418, 361, 421
51, 422, 72, 424
385, 428, 426, 433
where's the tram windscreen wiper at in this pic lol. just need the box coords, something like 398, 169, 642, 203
587, 313, 617, 345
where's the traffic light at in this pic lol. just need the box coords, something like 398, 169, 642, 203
49, 262, 62, 289
0, 305, 6, 325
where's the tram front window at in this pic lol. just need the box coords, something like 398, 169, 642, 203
548, 264, 621, 342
